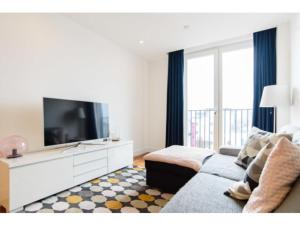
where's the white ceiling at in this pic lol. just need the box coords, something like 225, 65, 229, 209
65, 13, 294, 61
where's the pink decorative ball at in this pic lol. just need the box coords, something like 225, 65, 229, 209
0, 135, 28, 158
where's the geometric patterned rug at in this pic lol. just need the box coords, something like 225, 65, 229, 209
22, 166, 173, 213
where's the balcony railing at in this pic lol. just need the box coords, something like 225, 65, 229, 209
187, 108, 252, 149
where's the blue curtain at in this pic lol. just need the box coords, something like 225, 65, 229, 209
166, 50, 184, 147
252, 28, 277, 132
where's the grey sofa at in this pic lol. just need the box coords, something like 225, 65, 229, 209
161, 147, 300, 213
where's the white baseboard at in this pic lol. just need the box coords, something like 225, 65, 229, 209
133, 149, 149, 157
133, 147, 161, 157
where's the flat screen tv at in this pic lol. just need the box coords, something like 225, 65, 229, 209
43, 97, 109, 146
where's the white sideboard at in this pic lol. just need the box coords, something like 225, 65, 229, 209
0, 140, 133, 212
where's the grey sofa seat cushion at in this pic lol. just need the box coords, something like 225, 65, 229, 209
201, 154, 246, 181
161, 173, 246, 213
274, 177, 300, 213
219, 146, 241, 157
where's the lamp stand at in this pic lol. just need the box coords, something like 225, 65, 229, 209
273, 107, 277, 133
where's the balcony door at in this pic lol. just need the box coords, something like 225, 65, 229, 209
185, 49, 218, 150
185, 41, 253, 150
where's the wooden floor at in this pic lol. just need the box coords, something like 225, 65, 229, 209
133, 153, 147, 167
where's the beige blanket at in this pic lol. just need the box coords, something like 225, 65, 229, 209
143, 145, 215, 172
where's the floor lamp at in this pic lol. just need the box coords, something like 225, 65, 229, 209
260, 85, 290, 132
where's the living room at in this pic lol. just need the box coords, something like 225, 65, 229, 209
0, 1, 300, 224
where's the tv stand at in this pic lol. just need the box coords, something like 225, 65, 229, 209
0, 140, 133, 212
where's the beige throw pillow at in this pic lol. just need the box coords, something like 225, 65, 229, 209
243, 137, 300, 213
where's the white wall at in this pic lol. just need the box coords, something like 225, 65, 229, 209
147, 22, 291, 150
277, 22, 291, 128
0, 14, 149, 154
147, 57, 168, 150
290, 15, 300, 125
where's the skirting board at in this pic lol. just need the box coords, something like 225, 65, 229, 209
134, 147, 159, 157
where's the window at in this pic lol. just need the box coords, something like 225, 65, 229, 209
222, 46, 253, 147
185, 41, 253, 149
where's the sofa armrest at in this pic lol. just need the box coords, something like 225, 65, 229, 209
219, 146, 241, 157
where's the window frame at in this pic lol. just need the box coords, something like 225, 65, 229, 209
184, 39, 253, 150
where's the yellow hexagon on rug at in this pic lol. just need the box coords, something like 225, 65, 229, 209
107, 178, 120, 184
66, 195, 83, 204
91, 178, 100, 184
138, 194, 155, 202
105, 200, 123, 210
133, 167, 144, 171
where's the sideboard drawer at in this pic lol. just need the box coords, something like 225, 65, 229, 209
73, 158, 107, 176
74, 149, 107, 166
73, 167, 107, 186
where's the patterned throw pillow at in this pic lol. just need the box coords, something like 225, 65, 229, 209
224, 180, 252, 200
245, 133, 292, 190
225, 133, 292, 200
243, 137, 300, 213
235, 127, 271, 169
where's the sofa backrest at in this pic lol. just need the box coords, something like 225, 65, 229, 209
274, 176, 300, 212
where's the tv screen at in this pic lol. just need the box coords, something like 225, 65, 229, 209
43, 97, 109, 146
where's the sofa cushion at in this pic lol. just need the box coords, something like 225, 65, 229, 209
243, 138, 300, 213
275, 177, 300, 212
225, 133, 292, 200
219, 146, 241, 157
160, 173, 246, 213
201, 154, 245, 181
235, 127, 271, 168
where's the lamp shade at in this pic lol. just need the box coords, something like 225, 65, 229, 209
260, 85, 290, 107
0, 135, 28, 158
